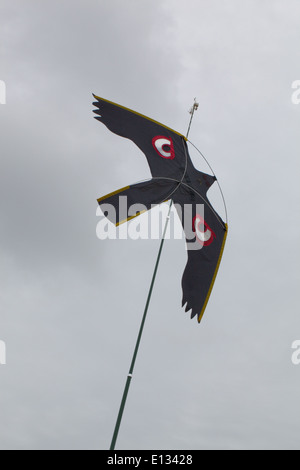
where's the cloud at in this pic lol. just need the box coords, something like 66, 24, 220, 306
0, 0, 300, 450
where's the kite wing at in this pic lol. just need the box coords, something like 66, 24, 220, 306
93, 95, 188, 180
173, 183, 228, 323
97, 178, 179, 226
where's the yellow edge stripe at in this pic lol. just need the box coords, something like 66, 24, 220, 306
198, 223, 228, 323
97, 185, 130, 203
93, 94, 187, 141
116, 210, 147, 227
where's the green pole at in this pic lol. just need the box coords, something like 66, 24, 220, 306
110, 201, 173, 450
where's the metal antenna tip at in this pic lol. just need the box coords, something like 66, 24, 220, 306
189, 98, 199, 114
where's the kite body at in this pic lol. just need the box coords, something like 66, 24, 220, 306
93, 95, 228, 323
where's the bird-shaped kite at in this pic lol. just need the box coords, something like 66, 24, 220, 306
93, 95, 228, 323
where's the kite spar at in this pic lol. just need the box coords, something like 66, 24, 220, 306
92, 96, 228, 449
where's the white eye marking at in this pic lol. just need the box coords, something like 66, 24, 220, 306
152, 136, 175, 159
154, 138, 172, 158
193, 215, 216, 247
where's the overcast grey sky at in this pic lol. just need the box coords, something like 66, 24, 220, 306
0, 0, 300, 450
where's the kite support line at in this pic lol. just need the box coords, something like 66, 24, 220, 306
188, 139, 229, 225
109, 100, 198, 451
110, 200, 173, 451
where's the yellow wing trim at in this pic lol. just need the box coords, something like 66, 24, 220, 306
93, 94, 187, 141
116, 210, 148, 227
97, 186, 130, 203
198, 224, 228, 323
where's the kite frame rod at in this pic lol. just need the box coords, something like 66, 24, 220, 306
109, 100, 198, 450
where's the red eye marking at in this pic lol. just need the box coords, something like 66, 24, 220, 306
192, 214, 216, 246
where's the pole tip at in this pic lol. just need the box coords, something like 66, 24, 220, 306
189, 98, 199, 114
